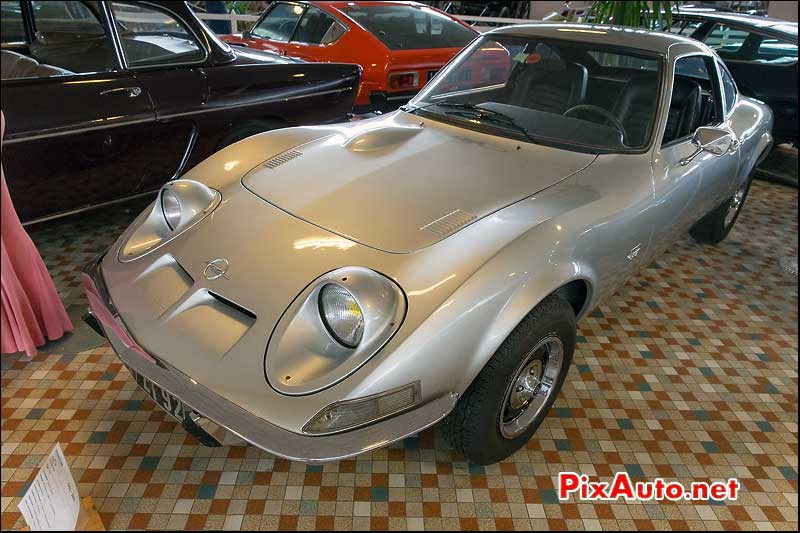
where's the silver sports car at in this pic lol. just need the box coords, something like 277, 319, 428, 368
84, 24, 773, 465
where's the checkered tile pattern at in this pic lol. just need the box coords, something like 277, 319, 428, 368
22, 198, 152, 308
2, 181, 797, 531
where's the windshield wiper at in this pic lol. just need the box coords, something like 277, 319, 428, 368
406, 102, 538, 145
404, 102, 484, 115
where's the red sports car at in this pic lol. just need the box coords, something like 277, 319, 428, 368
224, 1, 478, 111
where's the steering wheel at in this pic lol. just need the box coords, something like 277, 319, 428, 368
563, 105, 628, 145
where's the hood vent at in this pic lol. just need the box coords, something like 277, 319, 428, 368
420, 209, 477, 238
264, 149, 303, 169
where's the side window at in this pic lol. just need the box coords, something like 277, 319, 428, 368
665, 19, 700, 36
719, 63, 737, 114
292, 6, 345, 45
677, 20, 703, 36
321, 20, 346, 45
1, 1, 26, 43
704, 24, 750, 58
438, 39, 514, 92
252, 3, 303, 42
665, 20, 685, 33
32, 0, 104, 35
663, 56, 722, 145
20, 1, 113, 76
754, 37, 798, 63
110, 2, 204, 67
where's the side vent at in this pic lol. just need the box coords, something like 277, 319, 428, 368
264, 149, 303, 169
420, 209, 477, 238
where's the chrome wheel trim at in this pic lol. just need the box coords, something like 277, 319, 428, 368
724, 183, 747, 228
499, 336, 563, 440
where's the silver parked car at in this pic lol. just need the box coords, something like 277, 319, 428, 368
84, 24, 773, 465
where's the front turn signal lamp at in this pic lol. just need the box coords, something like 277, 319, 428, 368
303, 382, 420, 435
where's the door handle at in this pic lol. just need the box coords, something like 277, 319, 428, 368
100, 86, 142, 98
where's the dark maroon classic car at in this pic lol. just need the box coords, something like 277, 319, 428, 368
0, 0, 360, 224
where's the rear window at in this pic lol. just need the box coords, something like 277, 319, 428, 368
589, 50, 658, 71
341, 4, 475, 50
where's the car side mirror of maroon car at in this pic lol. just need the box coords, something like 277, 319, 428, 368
243, 30, 252, 41
680, 126, 735, 166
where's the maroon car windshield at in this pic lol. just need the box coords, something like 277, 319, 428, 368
341, 4, 476, 50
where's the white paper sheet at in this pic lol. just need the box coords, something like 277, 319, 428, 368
17, 443, 80, 531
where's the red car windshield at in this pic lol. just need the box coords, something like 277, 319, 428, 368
341, 4, 476, 50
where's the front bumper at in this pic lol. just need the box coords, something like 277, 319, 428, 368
83, 253, 457, 462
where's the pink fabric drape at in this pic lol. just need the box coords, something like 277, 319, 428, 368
1, 111, 73, 357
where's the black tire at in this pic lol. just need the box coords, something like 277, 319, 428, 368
217, 118, 285, 149
689, 176, 752, 244
443, 294, 576, 465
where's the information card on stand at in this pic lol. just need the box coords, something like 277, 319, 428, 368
17, 443, 80, 531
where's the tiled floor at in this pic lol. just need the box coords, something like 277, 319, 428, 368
1, 180, 797, 531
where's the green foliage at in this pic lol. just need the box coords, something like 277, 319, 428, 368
586, 1, 676, 29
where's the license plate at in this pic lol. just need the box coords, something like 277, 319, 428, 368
427, 69, 438, 81
129, 367, 190, 423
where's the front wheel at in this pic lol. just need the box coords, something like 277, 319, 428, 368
442, 294, 576, 465
689, 177, 751, 244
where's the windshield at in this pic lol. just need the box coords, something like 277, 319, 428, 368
341, 4, 476, 50
408, 35, 663, 152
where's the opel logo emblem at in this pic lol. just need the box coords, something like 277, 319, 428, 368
203, 258, 230, 280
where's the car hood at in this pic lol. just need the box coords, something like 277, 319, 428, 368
242, 112, 597, 253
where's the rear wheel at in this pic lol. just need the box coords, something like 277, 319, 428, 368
689, 177, 751, 244
443, 294, 576, 465
217, 118, 285, 149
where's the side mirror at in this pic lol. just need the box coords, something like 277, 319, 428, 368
242, 30, 252, 41
680, 127, 734, 166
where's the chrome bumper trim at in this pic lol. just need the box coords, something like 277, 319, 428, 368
83, 253, 458, 462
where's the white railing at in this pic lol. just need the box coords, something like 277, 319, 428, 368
197, 12, 258, 33
195, 12, 532, 34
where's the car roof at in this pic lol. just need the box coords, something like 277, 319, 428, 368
306, 0, 476, 33
674, 9, 798, 36
309, 1, 436, 9
486, 23, 708, 54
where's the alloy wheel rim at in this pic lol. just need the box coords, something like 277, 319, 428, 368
724, 184, 747, 228
499, 336, 563, 439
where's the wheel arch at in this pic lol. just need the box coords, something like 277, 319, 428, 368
343, 212, 601, 408
391, 193, 604, 401
553, 278, 592, 320
443, 238, 598, 396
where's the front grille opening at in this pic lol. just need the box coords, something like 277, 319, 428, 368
208, 291, 257, 320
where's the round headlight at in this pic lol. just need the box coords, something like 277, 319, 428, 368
161, 189, 182, 230
319, 284, 364, 348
